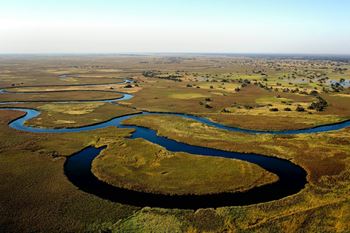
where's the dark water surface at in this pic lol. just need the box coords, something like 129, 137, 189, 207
1, 84, 349, 208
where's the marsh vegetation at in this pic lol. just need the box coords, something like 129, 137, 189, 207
0, 55, 349, 232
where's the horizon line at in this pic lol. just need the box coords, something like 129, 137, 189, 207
1, 52, 350, 57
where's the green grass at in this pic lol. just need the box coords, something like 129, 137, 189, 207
0, 110, 140, 233
201, 111, 346, 131
1, 56, 350, 233
92, 138, 277, 195
124, 114, 350, 183
0, 90, 123, 102
3, 107, 349, 232
123, 113, 350, 232
255, 96, 293, 104
168, 92, 209, 100
24, 102, 140, 128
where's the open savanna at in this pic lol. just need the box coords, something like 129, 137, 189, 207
1, 55, 349, 233
0, 107, 279, 232
0, 90, 124, 103
0, 109, 282, 233
0, 110, 139, 232
2, 107, 349, 232
124, 114, 350, 231
0, 56, 144, 87
0, 64, 129, 87
4, 81, 141, 94
21, 102, 140, 128
128, 77, 348, 130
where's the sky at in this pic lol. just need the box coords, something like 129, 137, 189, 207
0, 0, 349, 54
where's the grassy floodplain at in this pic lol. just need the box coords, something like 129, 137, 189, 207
0, 55, 350, 232
92, 138, 278, 195
26, 103, 140, 128
0, 90, 123, 103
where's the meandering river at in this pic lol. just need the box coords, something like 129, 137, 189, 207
1, 79, 349, 208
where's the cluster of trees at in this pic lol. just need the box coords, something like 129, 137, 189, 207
10, 82, 24, 87
199, 97, 213, 109
331, 82, 345, 92
308, 96, 328, 111
333, 67, 348, 73
142, 70, 183, 82
296, 105, 305, 112
142, 70, 159, 77
269, 105, 305, 112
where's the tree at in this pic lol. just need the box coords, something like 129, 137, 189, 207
296, 105, 305, 112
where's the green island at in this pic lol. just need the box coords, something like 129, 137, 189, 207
92, 138, 278, 195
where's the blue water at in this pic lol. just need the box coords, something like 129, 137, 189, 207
1, 80, 349, 208
64, 145, 306, 209
6, 107, 350, 135
330, 79, 350, 88
1, 78, 132, 91
0, 92, 133, 105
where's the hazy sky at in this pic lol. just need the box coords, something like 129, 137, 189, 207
1, 0, 349, 54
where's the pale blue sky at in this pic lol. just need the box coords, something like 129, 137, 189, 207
0, 0, 349, 54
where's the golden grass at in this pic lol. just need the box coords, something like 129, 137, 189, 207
39, 102, 105, 115
25, 102, 140, 128
124, 114, 350, 184
92, 138, 277, 195
0, 110, 139, 233
1, 56, 350, 232
123, 113, 350, 232
0, 90, 123, 102
169, 93, 209, 100
7, 83, 141, 93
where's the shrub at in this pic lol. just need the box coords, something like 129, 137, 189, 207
310, 90, 319, 96
309, 96, 328, 111
205, 104, 213, 109
296, 105, 305, 112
